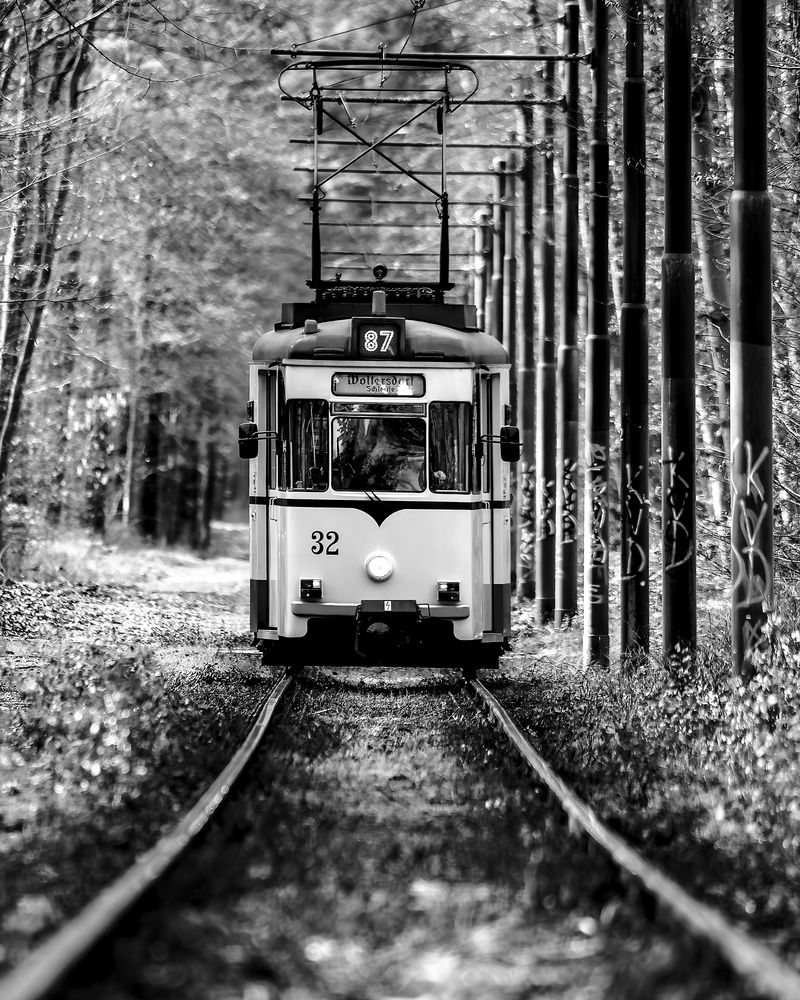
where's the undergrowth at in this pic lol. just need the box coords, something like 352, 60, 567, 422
532, 593, 800, 869
1, 645, 182, 814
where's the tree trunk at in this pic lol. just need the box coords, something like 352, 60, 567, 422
0, 31, 92, 571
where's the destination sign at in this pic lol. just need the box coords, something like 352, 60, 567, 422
331, 373, 425, 398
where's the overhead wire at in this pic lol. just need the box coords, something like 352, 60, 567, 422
361, 0, 426, 125
317, 1, 433, 264
286, 2, 550, 100
292, 0, 558, 283
294, 0, 468, 48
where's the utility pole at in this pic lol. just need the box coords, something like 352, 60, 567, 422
584, 0, 609, 666
620, 0, 650, 660
518, 105, 537, 600
503, 154, 518, 586
555, 0, 581, 626
489, 160, 507, 342
662, 0, 696, 662
482, 205, 494, 331
473, 209, 491, 331
536, 60, 557, 623
730, 0, 772, 678
503, 153, 518, 401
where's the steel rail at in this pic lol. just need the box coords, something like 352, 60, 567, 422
466, 675, 800, 1000
0, 673, 294, 1000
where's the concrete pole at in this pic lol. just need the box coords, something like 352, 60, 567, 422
583, 0, 610, 667
662, 0, 696, 663
620, 0, 650, 661
555, 0, 581, 626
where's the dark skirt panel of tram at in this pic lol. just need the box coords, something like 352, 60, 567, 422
259, 614, 501, 668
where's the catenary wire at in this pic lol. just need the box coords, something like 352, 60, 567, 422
295, 0, 469, 47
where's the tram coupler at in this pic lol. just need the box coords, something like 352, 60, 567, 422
355, 600, 421, 659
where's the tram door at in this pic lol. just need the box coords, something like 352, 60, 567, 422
257, 367, 280, 632
478, 371, 498, 634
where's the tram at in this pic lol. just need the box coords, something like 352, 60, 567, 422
238, 53, 520, 664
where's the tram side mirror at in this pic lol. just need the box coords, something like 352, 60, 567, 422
499, 425, 522, 463
238, 421, 259, 460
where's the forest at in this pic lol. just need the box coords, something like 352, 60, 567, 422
0, 0, 798, 663
5, 4, 800, 994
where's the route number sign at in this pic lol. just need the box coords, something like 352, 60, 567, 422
354, 320, 402, 358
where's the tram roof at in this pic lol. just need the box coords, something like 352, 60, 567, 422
253, 303, 508, 365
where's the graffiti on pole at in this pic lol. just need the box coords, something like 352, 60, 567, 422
518, 461, 535, 576
537, 475, 556, 541
622, 463, 648, 580
587, 442, 608, 604
663, 446, 693, 571
561, 458, 578, 544
731, 438, 772, 613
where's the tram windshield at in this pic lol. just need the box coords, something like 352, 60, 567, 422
289, 400, 329, 490
332, 417, 426, 492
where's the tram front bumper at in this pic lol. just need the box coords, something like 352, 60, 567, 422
291, 600, 470, 619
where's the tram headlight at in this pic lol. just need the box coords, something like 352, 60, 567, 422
365, 552, 394, 582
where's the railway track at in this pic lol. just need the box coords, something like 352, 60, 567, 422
0, 673, 293, 1000
464, 672, 800, 1000
2, 664, 800, 1000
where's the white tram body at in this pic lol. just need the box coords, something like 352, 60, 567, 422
241, 293, 519, 664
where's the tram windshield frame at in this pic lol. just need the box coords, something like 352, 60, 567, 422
287, 398, 473, 495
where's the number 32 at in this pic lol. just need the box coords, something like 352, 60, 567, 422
311, 530, 339, 555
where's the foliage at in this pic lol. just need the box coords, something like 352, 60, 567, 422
0, 543, 269, 965
0, 1, 306, 558
0, 1, 565, 566
531, 590, 800, 867
5, 645, 178, 808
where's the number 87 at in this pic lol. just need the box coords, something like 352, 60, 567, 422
364, 329, 394, 352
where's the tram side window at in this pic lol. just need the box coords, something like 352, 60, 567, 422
430, 402, 471, 493
289, 400, 329, 490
